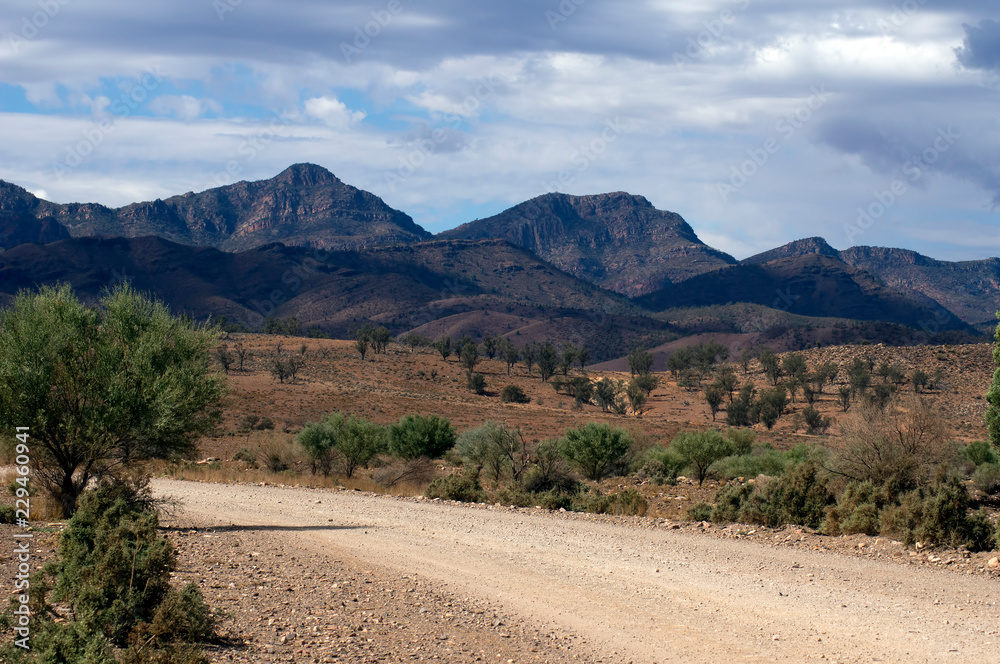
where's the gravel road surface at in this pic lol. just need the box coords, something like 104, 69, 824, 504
153, 479, 1000, 664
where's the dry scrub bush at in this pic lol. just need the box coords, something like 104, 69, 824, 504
830, 395, 952, 491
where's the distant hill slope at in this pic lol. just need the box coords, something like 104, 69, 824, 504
743, 237, 1000, 331
437, 192, 736, 297
638, 253, 975, 333
0, 164, 430, 252
0, 236, 671, 361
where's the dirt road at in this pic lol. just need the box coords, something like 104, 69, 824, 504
154, 479, 999, 664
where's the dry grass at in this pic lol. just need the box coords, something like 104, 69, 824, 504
159, 463, 426, 497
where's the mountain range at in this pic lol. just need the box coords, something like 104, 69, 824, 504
0, 163, 995, 359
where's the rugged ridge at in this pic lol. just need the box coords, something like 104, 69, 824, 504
0, 164, 431, 252
438, 192, 736, 296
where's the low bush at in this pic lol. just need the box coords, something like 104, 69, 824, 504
710, 461, 833, 529
573, 488, 647, 516
560, 422, 633, 481
822, 481, 894, 536
500, 384, 530, 404
389, 414, 456, 460
964, 440, 998, 466
495, 485, 534, 508
725, 428, 757, 456
879, 475, 996, 551
686, 502, 714, 521
973, 463, 1000, 494
637, 446, 688, 484
424, 473, 487, 503
232, 447, 258, 467
671, 430, 731, 485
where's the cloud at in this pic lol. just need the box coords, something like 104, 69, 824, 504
956, 19, 1000, 70
303, 96, 366, 127
148, 95, 221, 121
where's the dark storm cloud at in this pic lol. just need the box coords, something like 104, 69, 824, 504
956, 19, 1000, 70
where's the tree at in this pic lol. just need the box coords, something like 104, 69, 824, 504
467, 371, 486, 394
986, 314, 1000, 449
460, 341, 481, 372
216, 343, 234, 374
593, 378, 622, 413
500, 384, 530, 404
626, 346, 654, 377
537, 342, 558, 382
388, 414, 456, 459
482, 334, 499, 359
456, 421, 527, 486
560, 422, 632, 481
671, 430, 732, 486
704, 386, 724, 421
0, 283, 226, 516
502, 341, 520, 376
627, 380, 648, 415
370, 326, 392, 354
712, 366, 738, 402
355, 332, 370, 361
433, 336, 453, 361
576, 347, 590, 369
399, 332, 430, 352
758, 349, 782, 386
522, 343, 537, 374
233, 341, 250, 371
911, 368, 930, 393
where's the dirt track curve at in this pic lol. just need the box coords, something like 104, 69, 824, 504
153, 479, 999, 664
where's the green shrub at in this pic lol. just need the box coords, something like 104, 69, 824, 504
880, 475, 994, 550
536, 489, 574, 511
467, 372, 486, 394
710, 461, 833, 529
389, 414, 456, 460
232, 447, 258, 467
822, 481, 894, 536
2, 481, 217, 664
495, 485, 534, 508
500, 384, 530, 404
713, 448, 789, 480
671, 430, 732, 485
560, 422, 633, 481
964, 440, 998, 466
637, 445, 687, 483
973, 463, 1000, 494
0, 503, 14, 524
572, 488, 647, 516
456, 421, 525, 487
686, 502, 714, 521
522, 440, 579, 494
725, 428, 756, 456
801, 406, 832, 434
424, 473, 487, 503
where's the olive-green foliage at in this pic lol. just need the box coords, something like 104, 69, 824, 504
466, 371, 486, 394
455, 421, 525, 486
0, 283, 227, 517
712, 444, 803, 480
822, 481, 894, 536
710, 461, 833, 529
500, 384, 530, 404
973, 463, 1000, 494
671, 430, 732, 485
298, 413, 387, 477
573, 488, 647, 516
636, 446, 688, 484
0, 482, 216, 664
424, 473, 487, 503
963, 440, 998, 466
880, 475, 996, 551
985, 313, 1000, 449
521, 439, 579, 494
685, 502, 714, 521
388, 414, 456, 460
560, 422, 633, 481
725, 428, 757, 456
0, 503, 14, 524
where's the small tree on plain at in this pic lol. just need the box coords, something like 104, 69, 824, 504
626, 346, 654, 377
433, 336, 453, 361
986, 313, 1000, 450
502, 341, 520, 375
560, 422, 633, 481
0, 283, 226, 516
388, 414, 457, 460
704, 386, 724, 421
537, 342, 558, 382
671, 430, 732, 486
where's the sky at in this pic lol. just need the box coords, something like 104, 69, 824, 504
1, 1, 999, 261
